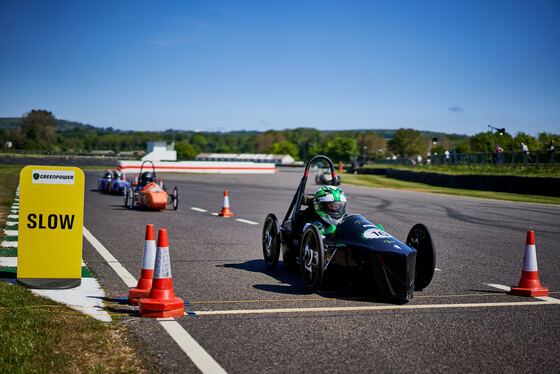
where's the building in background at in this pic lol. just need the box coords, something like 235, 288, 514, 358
142, 141, 177, 162
195, 153, 295, 164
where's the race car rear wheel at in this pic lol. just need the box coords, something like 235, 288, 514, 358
406, 223, 435, 291
262, 214, 281, 269
299, 225, 325, 291
172, 187, 178, 210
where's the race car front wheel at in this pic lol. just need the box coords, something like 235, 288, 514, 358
172, 187, 178, 210
262, 214, 281, 269
406, 223, 435, 291
299, 225, 325, 291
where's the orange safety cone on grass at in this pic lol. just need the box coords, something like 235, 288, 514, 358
510, 230, 549, 297
218, 190, 234, 217
128, 224, 157, 305
138, 229, 184, 318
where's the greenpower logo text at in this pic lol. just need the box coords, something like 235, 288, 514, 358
32, 170, 75, 185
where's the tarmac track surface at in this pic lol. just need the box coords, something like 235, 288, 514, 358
83, 170, 560, 373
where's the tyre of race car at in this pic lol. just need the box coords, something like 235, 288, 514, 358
262, 214, 281, 269
299, 225, 325, 291
123, 187, 129, 207
172, 187, 178, 210
406, 223, 435, 291
128, 188, 135, 209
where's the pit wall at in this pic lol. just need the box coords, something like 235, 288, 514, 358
355, 168, 560, 197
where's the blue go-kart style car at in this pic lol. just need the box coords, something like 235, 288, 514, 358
262, 155, 435, 301
109, 169, 130, 195
97, 169, 114, 193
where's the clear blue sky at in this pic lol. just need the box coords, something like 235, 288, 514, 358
1, 0, 559, 136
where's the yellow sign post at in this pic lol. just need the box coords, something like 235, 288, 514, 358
17, 166, 85, 289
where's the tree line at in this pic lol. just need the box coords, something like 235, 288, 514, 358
0, 110, 557, 162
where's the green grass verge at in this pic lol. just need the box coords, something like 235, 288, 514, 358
341, 173, 560, 205
0, 165, 149, 373
362, 163, 560, 177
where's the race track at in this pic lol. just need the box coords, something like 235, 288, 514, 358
82, 169, 560, 373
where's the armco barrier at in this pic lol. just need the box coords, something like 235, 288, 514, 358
118, 160, 277, 174
356, 168, 560, 197
385, 169, 560, 197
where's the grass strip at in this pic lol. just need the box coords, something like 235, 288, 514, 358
0, 165, 151, 373
341, 173, 560, 205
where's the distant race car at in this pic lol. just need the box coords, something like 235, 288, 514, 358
124, 161, 178, 210
262, 155, 435, 301
109, 168, 130, 195
97, 169, 114, 193
314, 168, 341, 185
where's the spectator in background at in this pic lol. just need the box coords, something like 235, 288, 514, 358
548, 140, 555, 163
521, 142, 529, 165
495, 145, 504, 164
451, 149, 457, 165
444, 149, 450, 164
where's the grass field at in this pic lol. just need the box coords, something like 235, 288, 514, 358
0, 165, 150, 374
363, 163, 560, 178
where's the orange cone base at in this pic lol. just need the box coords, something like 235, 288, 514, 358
139, 307, 185, 318
510, 286, 549, 297
138, 296, 184, 318
510, 271, 549, 297
128, 287, 151, 305
218, 208, 234, 217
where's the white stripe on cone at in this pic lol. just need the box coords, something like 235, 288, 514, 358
141, 239, 157, 270
154, 246, 172, 279
522, 244, 538, 272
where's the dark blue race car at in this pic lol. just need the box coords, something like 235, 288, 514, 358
262, 155, 436, 301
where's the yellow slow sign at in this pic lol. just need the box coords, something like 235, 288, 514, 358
17, 166, 85, 289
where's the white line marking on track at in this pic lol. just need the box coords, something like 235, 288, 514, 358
486, 283, 560, 303
211, 212, 219, 216
187, 300, 560, 316
83, 227, 137, 288
83, 226, 226, 374
157, 319, 227, 374
235, 218, 258, 225
191, 207, 208, 212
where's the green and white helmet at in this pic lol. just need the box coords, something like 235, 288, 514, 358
313, 185, 347, 226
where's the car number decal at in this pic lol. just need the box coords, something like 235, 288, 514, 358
362, 228, 393, 239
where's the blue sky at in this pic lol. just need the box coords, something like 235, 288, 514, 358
1, 0, 559, 136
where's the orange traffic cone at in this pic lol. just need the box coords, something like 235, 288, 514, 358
128, 224, 157, 305
138, 229, 184, 318
218, 190, 234, 217
510, 230, 549, 297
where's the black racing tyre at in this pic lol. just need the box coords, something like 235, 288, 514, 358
127, 187, 135, 209
406, 223, 436, 291
124, 187, 129, 207
262, 214, 281, 269
172, 187, 178, 210
299, 225, 325, 291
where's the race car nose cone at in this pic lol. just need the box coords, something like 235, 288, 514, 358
372, 251, 416, 300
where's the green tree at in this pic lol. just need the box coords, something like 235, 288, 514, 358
175, 142, 199, 159
19, 110, 57, 150
324, 137, 358, 162
455, 140, 471, 153
387, 128, 425, 157
268, 141, 299, 159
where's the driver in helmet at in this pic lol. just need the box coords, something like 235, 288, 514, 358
140, 171, 155, 186
305, 185, 347, 237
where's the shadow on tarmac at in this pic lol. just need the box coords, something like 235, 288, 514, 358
221, 259, 397, 303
